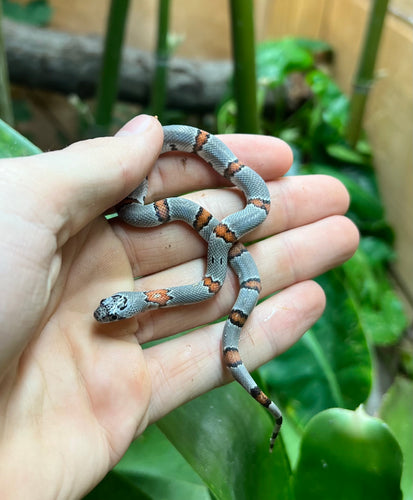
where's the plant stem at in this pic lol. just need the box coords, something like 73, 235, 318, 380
346, 0, 389, 147
229, 0, 259, 133
0, 2, 14, 125
150, 0, 170, 123
94, 0, 130, 132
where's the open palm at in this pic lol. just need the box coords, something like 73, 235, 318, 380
0, 116, 358, 499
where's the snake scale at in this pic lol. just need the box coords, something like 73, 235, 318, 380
94, 125, 282, 451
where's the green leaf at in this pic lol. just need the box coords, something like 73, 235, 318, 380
304, 163, 393, 239
216, 97, 237, 134
293, 407, 403, 500
158, 383, 293, 500
357, 290, 407, 345
306, 69, 344, 104
326, 142, 371, 165
2, 0, 52, 26
117, 425, 210, 500
305, 69, 349, 135
400, 337, 413, 378
0, 118, 41, 158
358, 235, 395, 264
276, 408, 304, 469
83, 470, 152, 500
341, 240, 407, 346
256, 38, 314, 86
260, 269, 372, 429
379, 377, 413, 500
87, 425, 211, 500
294, 38, 332, 55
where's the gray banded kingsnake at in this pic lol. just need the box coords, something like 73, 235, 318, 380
94, 124, 283, 451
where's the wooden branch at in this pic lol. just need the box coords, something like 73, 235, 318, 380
3, 19, 231, 111
4, 19, 313, 113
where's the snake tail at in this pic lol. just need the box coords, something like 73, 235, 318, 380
223, 242, 282, 451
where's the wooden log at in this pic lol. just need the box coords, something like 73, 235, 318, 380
3, 19, 232, 111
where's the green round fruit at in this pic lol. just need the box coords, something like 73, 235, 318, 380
293, 406, 402, 500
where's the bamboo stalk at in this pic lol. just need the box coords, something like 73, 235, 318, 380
229, 0, 259, 134
150, 0, 170, 122
0, 2, 14, 125
94, 0, 130, 132
346, 0, 389, 147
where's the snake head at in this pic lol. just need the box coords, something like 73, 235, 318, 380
93, 294, 129, 323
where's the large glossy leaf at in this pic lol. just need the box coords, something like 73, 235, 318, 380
0, 118, 41, 158
86, 425, 211, 500
158, 383, 293, 500
379, 377, 413, 500
259, 268, 372, 429
83, 471, 152, 500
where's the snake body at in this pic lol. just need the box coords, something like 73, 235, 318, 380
94, 125, 282, 450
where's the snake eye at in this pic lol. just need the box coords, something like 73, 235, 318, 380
109, 314, 119, 321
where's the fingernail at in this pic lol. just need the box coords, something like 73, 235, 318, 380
115, 114, 154, 137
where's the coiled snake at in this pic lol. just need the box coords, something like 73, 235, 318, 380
94, 125, 282, 451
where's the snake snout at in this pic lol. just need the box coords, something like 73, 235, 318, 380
93, 301, 113, 323
93, 294, 130, 323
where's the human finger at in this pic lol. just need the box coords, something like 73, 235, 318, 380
143, 134, 292, 203
112, 174, 350, 278
133, 214, 358, 344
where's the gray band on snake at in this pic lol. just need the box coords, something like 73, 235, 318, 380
94, 125, 282, 450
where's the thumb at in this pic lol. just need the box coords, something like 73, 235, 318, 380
8, 115, 163, 247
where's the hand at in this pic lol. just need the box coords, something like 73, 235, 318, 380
0, 115, 358, 499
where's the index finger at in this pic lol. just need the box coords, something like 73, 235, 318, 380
145, 133, 293, 203
218, 133, 293, 180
